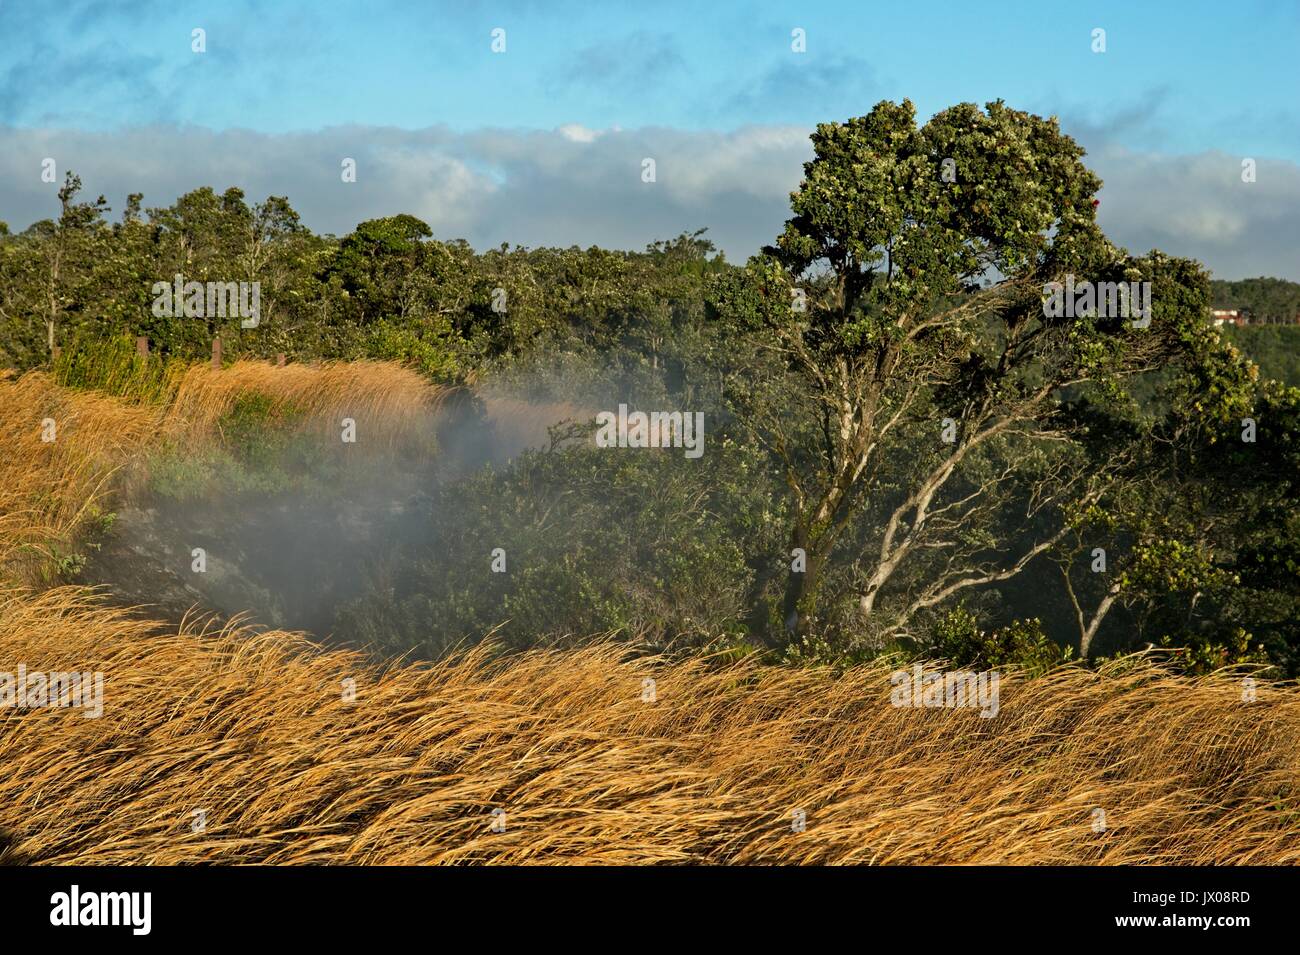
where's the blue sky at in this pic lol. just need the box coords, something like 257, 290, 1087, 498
2, 0, 1298, 277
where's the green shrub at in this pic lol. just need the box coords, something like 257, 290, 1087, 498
148, 392, 338, 500
361, 322, 464, 381
1153, 627, 1272, 676
921, 606, 1073, 674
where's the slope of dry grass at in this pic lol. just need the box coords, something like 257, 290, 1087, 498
0, 371, 160, 584
1, 586, 1296, 865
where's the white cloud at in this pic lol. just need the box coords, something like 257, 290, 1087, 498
1, 124, 1296, 279
558, 124, 601, 144
1089, 147, 1300, 278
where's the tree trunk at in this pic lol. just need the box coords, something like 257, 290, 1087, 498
1079, 586, 1120, 659
780, 524, 830, 641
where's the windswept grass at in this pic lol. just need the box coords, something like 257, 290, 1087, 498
0, 372, 159, 584
166, 360, 448, 449
0, 586, 1296, 865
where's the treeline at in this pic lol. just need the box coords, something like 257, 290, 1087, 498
1206, 279, 1300, 387
1221, 325, 1300, 386
1211, 276, 1300, 322
3, 175, 1297, 391
0, 175, 731, 388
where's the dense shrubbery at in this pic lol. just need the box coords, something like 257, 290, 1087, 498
145, 392, 340, 500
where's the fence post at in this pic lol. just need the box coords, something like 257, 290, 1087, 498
276, 352, 286, 367
211, 336, 222, 370
136, 336, 149, 357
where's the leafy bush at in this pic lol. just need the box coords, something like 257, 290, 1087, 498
921, 606, 1073, 674
360, 321, 464, 382
1153, 628, 1272, 677
147, 392, 336, 499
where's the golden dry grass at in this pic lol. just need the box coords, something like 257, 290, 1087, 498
0, 372, 160, 584
0, 587, 1296, 865
2, 364, 1298, 865
165, 359, 448, 448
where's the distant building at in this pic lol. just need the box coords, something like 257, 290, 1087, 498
1211, 308, 1248, 327
1211, 307, 1300, 327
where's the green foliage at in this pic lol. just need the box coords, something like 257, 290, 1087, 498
335, 438, 762, 658
724, 98, 1220, 653
1221, 325, 1300, 386
53, 332, 177, 403
49, 505, 115, 584
218, 392, 304, 468
358, 321, 464, 381
922, 606, 1073, 674
148, 393, 339, 500
1153, 628, 1272, 677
